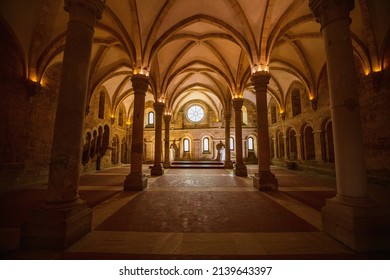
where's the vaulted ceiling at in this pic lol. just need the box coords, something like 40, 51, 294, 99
1, 0, 387, 121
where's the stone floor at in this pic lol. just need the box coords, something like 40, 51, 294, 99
1, 164, 390, 260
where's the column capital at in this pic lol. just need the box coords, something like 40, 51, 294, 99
232, 98, 244, 111
131, 74, 149, 95
65, 0, 105, 23
309, 0, 354, 29
153, 101, 165, 114
251, 71, 270, 92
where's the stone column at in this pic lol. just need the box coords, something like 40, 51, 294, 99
283, 136, 288, 159
310, 0, 390, 251
124, 74, 149, 191
224, 113, 233, 168
272, 137, 277, 160
20, 0, 105, 250
251, 71, 278, 191
151, 102, 164, 176
313, 130, 324, 161
295, 134, 302, 160
232, 98, 247, 177
163, 114, 171, 168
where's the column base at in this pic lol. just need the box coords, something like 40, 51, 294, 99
124, 172, 148, 191
224, 160, 234, 169
151, 164, 164, 176
253, 171, 278, 191
163, 161, 171, 168
322, 196, 390, 252
20, 199, 92, 250
234, 162, 247, 177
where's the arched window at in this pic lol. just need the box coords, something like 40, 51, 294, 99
248, 137, 254, 151
230, 137, 234, 150
203, 137, 209, 152
242, 106, 248, 125
98, 90, 105, 119
148, 111, 154, 125
183, 138, 190, 152
291, 88, 302, 116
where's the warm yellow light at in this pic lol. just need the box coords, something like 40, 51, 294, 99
110, 114, 115, 119
252, 64, 269, 74
373, 66, 382, 73
280, 109, 285, 114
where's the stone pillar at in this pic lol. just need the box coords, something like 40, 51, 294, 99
20, 0, 105, 250
295, 134, 302, 161
272, 137, 277, 160
313, 130, 324, 161
283, 136, 288, 159
151, 102, 164, 176
310, 0, 390, 251
224, 113, 234, 168
163, 114, 171, 168
124, 74, 149, 191
232, 98, 247, 177
251, 71, 278, 191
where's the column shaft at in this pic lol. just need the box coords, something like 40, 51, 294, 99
232, 98, 247, 177
151, 102, 164, 175
224, 114, 233, 168
251, 71, 278, 190
310, 0, 390, 252
163, 115, 171, 168
124, 74, 149, 190
20, 0, 105, 250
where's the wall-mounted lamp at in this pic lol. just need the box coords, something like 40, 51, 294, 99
110, 115, 115, 124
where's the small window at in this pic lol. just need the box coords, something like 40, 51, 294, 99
148, 111, 154, 125
248, 137, 254, 151
203, 137, 209, 152
183, 138, 190, 152
230, 137, 234, 151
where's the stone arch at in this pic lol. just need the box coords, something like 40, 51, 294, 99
322, 117, 335, 163
286, 127, 298, 160
275, 129, 285, 160
120, 136, 128, 164
111, 135, 120, 164
301, 123, 315, 161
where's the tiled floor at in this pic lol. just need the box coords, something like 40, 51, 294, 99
1, 164, 390, 259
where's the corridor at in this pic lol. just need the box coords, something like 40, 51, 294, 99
3, 165, 389, 259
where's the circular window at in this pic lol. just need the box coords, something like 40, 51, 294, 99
187, 105, 205, 122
